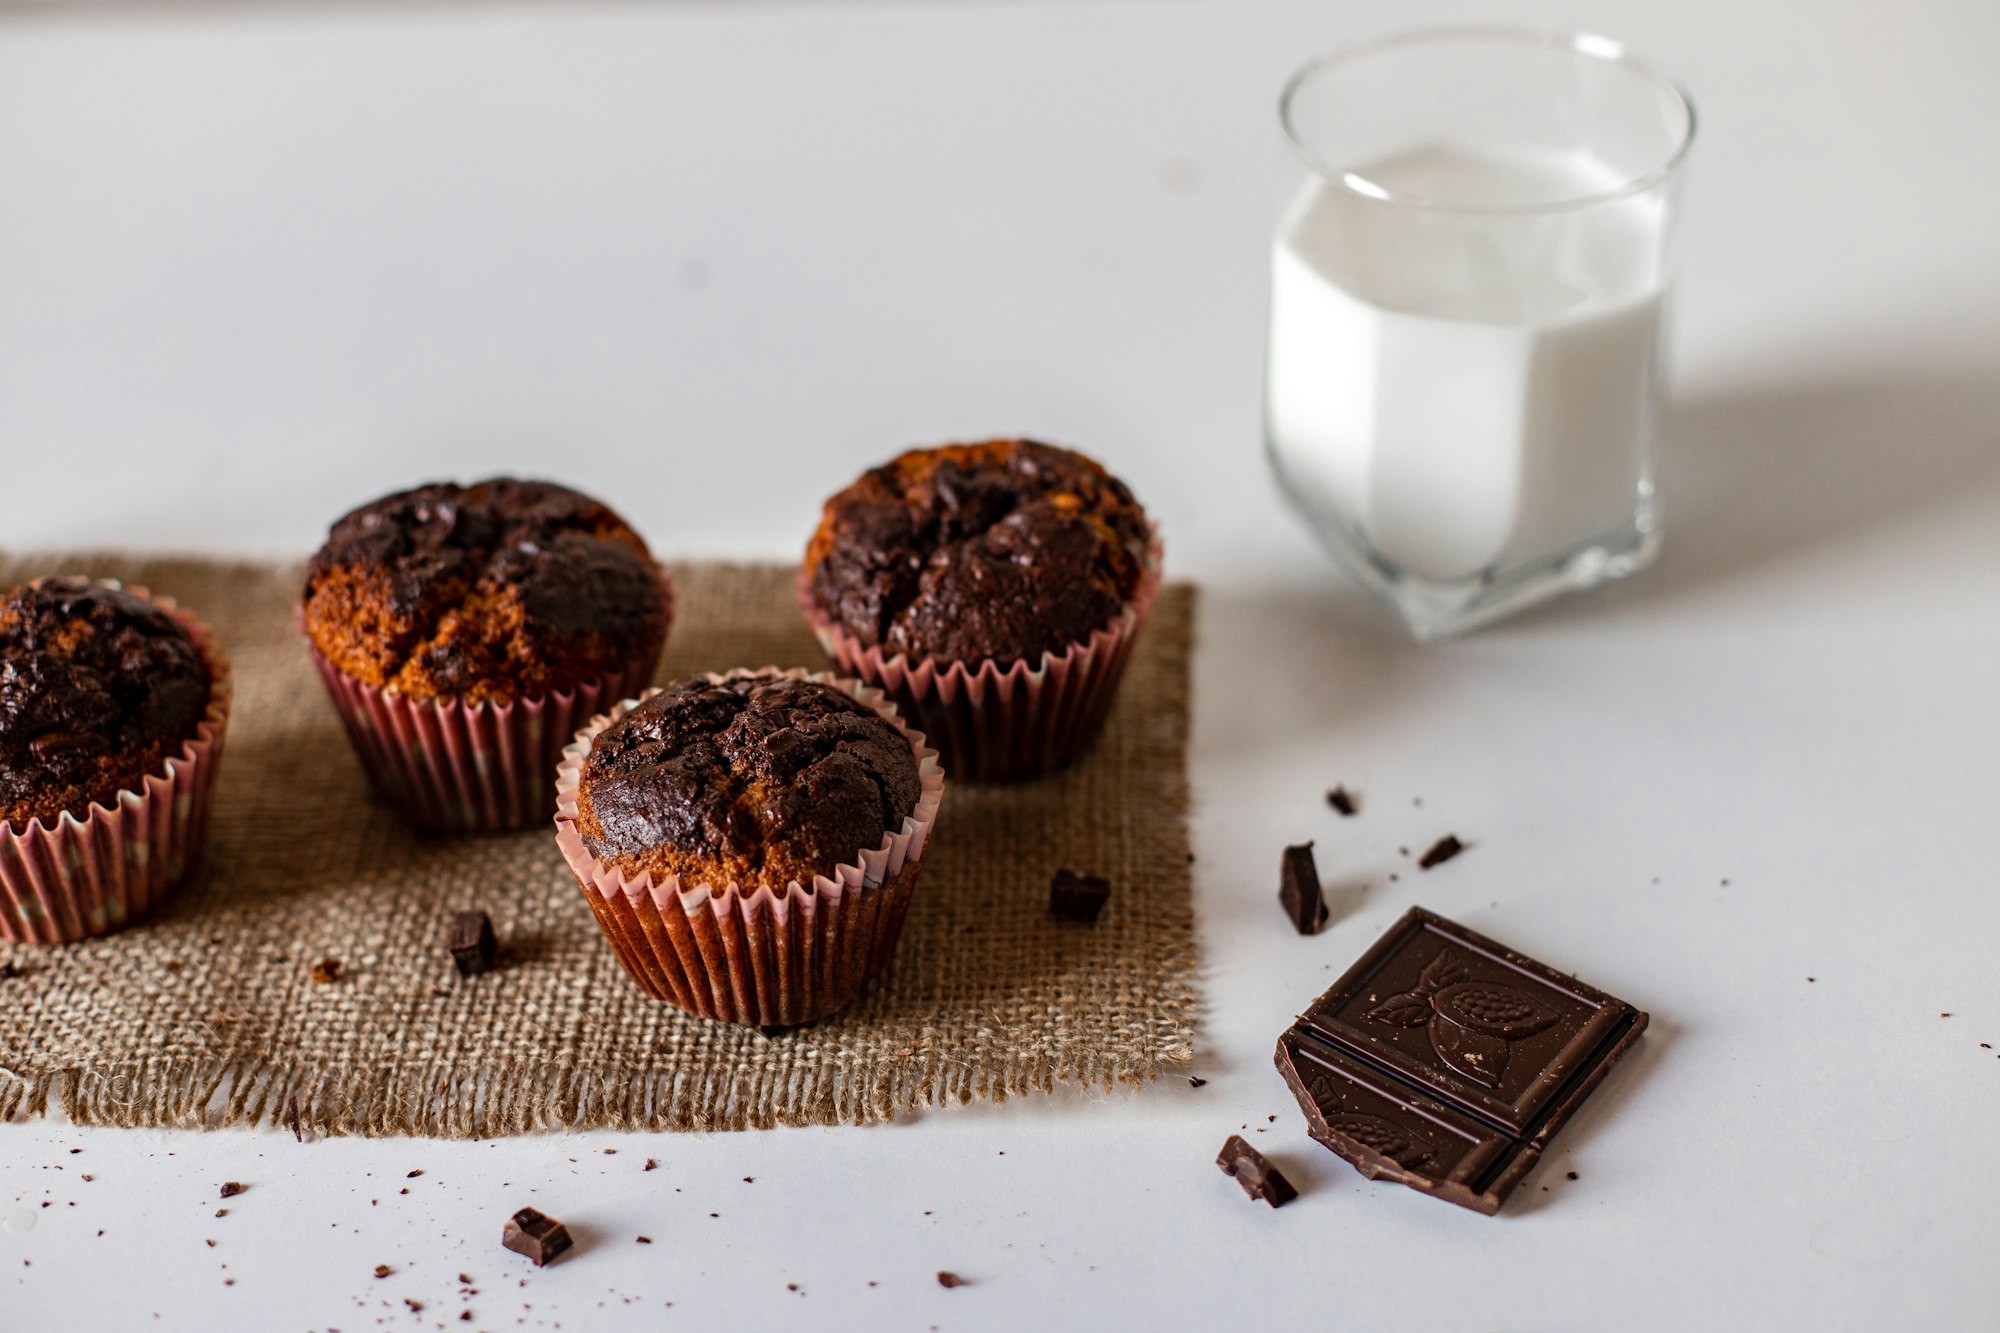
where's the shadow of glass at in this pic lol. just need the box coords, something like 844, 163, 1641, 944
1521, 371, 2000, 631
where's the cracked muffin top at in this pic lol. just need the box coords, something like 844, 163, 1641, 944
302, 478, 667, 705
575, 673, 922, 893
803, 440, 1152, 666
0, 577, 213, 830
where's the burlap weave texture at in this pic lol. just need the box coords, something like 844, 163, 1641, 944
0, 555, 1196, 1136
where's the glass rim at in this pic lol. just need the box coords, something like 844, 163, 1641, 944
1279, 27, 1699, 217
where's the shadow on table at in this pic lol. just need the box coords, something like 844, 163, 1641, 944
1528, 369, 2000, 631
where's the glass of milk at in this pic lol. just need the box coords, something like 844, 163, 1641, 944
1265, 30, 1696, 639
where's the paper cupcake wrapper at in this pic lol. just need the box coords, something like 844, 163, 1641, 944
304, 571, 675, 833
799, 538, 1163, 781
554, 667, 945, 1027
0, 583, 234, 945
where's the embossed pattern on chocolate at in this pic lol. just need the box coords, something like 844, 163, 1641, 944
1275, 906, 1647, 1215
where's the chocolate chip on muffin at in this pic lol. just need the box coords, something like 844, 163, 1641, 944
0, 578, 212, 830
576, 673, 923, 892
803, 440, 1152, 666
302, 478, 667, 706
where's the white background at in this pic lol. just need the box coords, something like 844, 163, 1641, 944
3, 1, 1998, 1329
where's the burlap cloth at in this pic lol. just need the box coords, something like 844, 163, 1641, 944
0, 554, 1196, 1136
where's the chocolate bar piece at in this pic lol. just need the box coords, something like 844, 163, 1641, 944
1417, 835, 1464, 869
1279, 842, 1327, 935
450, 911, 499, 976
502, 1207, 573, 1266
1049, 868, 1111, 924
1216, 1135, 1298, 1207
1275, 906, 1646, 1215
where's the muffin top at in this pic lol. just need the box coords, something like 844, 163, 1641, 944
804, 440, 1152, 666
303, 478, 666, 705
576, 674, 923, 893
0, 578, 213, 830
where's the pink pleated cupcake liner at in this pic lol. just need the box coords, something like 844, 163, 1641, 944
304, 571, 675, 834
0, 583, 234, 945
554, 668, 946, 1027
799, 537, 1163, 781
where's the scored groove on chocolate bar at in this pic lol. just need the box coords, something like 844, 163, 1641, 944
1276, 906, 1647, 1214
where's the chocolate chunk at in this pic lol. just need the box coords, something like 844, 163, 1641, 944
309, 958, 342, 984
1274, 906, 1647, 1215
1216, 1135, 1297, 1207
1326, 786, 1358, 817
374, 1264, 393, 1279
1279, 842, 1326, 935
218, 1182, 246, 1199
449, 912, 498, 976
1417, 835, 1464, 870
1188, 1077, 1207, 1088
502, 1207, 573, 1266
1049, 868, 1111, 924
936, 1271, 967, 1289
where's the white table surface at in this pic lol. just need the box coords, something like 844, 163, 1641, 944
3, 1, 1998, 1329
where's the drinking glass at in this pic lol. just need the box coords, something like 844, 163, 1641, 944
1264, 29, 1696, 639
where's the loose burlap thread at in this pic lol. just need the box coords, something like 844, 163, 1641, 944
0, 554, 1196, 1137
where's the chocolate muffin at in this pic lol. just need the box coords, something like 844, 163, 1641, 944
0, 577, 213, 830
303, 478, 667, 706
803, 440, 1153, 667
576, 673, 923, 892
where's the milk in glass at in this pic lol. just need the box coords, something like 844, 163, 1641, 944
1265, 144, 1667, 584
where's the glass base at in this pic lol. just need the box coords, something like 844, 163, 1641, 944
1303, 497, 1662, 642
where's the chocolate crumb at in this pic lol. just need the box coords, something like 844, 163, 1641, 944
214, 1208, 227, 1218
449, 911, 499, 976
373, 1264, 393, 1278
502, 1207, 572, 1267
1941, 1012, 1952, 1018
0, 962, 22, 979
81, 1175, 93, 1182
1188, 1077, 1206, 1088
405, 1299, 424, 1314
636, 1236, 652, 1244
1417, 835, 1465, 870
787, 1283, 798, 1291
309, 958, 342, 984
1807, 977, 1815, 983
407, 1169, 423, 1178
218, 1182, 246, 1199
1216, 1135, 1297, 1207
1049, 868, 1111, 924
643, 1158, 658, 1172
937, 1272, 967, 1289
1279, 842, 1326, 935
1566, 1171, 1579, 1180
205, 1239, 216, 1248
460, 1312, 473, 1323
1325, 786, 1357, 816
743, 1176, 754, 1183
